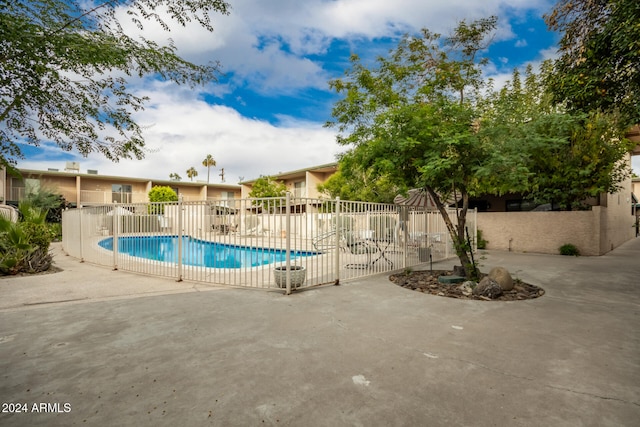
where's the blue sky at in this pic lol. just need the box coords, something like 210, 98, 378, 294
16, 0, 640, 182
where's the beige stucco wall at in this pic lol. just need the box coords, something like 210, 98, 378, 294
38, 175, 78, 203
478, 210, 601, 256
633, 179, 640, 198
0, 167, 6, 203
173, 185, 201, 201
478, 202, 634, 257
307, 171, 331, 198
599, 176, 636, 253
206, 187, 240, 199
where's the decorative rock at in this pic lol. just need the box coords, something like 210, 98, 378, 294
459, 281, 475, 296
473, 277, 503, 299
488, 266, 514, 291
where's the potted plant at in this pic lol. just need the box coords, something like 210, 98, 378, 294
273, 265, 306, 289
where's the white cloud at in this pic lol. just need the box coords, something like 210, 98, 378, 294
18, 0, 573, 182
18, 84, 341, 183
111, 0, 556, 96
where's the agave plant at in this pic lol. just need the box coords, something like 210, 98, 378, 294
0, 202, 53, 275
0, 216, 33, 275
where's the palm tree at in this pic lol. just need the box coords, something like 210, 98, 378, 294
202, 154, 216, 183
186, 167, 198, 181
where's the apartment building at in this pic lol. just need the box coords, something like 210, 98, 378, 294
1, 164, 240, 207
239, 162, 337, 200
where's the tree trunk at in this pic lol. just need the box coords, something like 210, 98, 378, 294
426, 186, 474, 278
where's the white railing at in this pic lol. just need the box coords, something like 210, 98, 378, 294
62, 196, 475, 294
79, 190, 147, 205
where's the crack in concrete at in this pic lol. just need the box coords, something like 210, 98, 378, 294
445, 355, 640, 407
544, 384, 640, 407
347, 325, 640, 409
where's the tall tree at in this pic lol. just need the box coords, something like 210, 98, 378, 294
248, 176, 286, 198
0, 0, 231, 170
248, 175, 287, 212
327, 17, 499, 278
186, 166, 198, 181
202, 154, 216, 183
481, 63, 634, 210
544, 0, 640, 128
317, 157, 404, 203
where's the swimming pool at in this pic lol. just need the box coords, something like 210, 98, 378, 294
98, 235, 318, 269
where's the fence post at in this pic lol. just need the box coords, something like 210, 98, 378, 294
334, 197, 341, 284
113, 206, 119, 270
401, 206, 407, 269
79, 208, 84, 262
285, 192, 292, 295
177, 198, 183, 282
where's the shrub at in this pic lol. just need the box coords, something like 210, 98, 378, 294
24, 187, 68, 223
559, 244, 580, 256
0, 217, 32, 275
477, 229, 488, 249
0, 202, 54, 275
148, 186, 178, 214
21, 222, 52, 252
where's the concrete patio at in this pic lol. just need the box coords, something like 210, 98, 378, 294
0, 239, 638, 426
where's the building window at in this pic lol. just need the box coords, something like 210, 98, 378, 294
112, 184, 132, 203
221, 191, 235, 208
10, 178, 40, 201
294, 181, 305, 198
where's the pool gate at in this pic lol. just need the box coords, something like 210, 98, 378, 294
62, 196, 477, 294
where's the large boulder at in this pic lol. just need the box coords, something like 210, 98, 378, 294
488, 266, 514, 291
473, 277, 503, 299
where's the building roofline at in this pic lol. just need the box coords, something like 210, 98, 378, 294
240, 162, 338, 184
15, 168, 240, 189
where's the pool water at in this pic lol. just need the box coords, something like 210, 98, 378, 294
98, 235, 317, 268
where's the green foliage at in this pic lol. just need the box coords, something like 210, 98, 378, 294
0, 216, 32, 274
544, 0, 640, 128
148, 186, 178, 203
317, 159, 405, 203
202, 154, 216, 183
248, 176, 287, 211
17, 200, 48, 225
186, 167, 198, 181
48, 223, 62, 242
0, 0, 231, 169
148, 185, 178, 214
21, 222, 51, 251
523, 112, 632, 210
0, 202, 53, 275
327, 17, 499, 277
249, 176, 287, 198
24, 186, 68, 223
477, 229, 488, 250
559, 244, 580, 256
480, 65, 635, 210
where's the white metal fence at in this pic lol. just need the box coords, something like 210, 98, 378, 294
62, 196, 476, 293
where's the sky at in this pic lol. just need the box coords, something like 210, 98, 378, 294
15, 0, 640, 183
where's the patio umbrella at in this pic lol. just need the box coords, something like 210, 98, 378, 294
393, 188, 456, 209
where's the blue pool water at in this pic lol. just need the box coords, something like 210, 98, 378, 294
98, 235, 317, 268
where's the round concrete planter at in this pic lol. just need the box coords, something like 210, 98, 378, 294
274, 265, 306, 289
